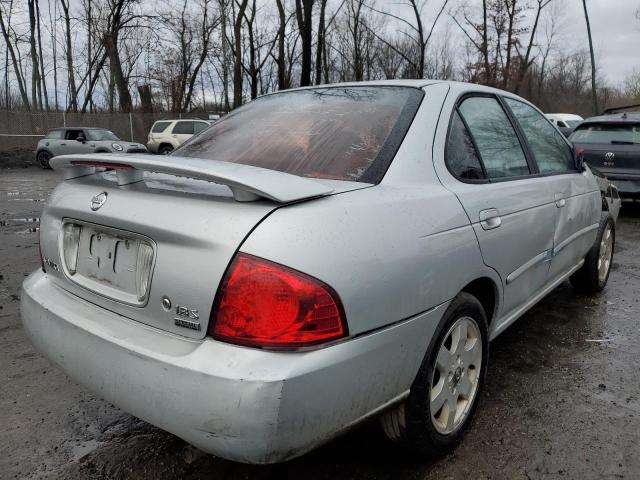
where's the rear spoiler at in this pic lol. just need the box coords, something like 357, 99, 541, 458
49, 153, 333, 203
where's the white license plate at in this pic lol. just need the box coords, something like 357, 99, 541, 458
62, 221, 154, 305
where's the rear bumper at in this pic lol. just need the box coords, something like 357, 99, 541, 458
601, 175, 640, 197
146, 141, 160, 153
21, 270, 443, 464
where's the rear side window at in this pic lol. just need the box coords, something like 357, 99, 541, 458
458, 97, 529, 179
446, 110, 486, 180
172, 121, 195, 135
152, 121, 171, 133
504, 98, 575, 173
44, 130, 63, 139
194, 122, 209, 134
569, 123, 640, 144
177, 87, 423, 183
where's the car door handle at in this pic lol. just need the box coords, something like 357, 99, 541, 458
479, 208, 501, 230
60, 142, 67, 146
554, 193, 566, 208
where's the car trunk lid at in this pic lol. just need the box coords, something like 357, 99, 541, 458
42, 155, 368, 339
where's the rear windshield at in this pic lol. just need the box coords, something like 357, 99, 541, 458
152, 121, 171, 133
565, 120, 582, 128
569, 123, 640, 144
86, 129, 120, 141
176, 86, 423, 183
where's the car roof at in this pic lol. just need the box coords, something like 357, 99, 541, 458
153, 119, 210, 122
545, 113, 583, 121
581, 112, 640, 124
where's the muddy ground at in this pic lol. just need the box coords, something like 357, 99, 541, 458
1, 168, 638, 480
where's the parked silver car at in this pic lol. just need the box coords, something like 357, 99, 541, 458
35, 127, 147, 168
22, 81, 618, 464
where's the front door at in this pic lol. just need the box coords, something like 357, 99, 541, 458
61, 129, 93, 155
438, 94, 557, 320
502, 98, 601, 282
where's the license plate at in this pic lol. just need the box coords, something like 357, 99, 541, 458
61, 221, 155, 305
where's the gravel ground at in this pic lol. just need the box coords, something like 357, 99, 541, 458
1, 168, 639, 480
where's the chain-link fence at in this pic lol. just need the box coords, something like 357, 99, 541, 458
0, 110, 211, 152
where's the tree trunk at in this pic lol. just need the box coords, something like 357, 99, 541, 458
35, 0, 49, 110
276, 0, 287, 89
220, 0, 230, 111
28, 0, 41, 110
104, 32, 133, 112
60, 0, 78, 111
315, 0, 327, 85
482, 0, 491, 85
582, 0, 599, 115
233, 0, 249, 108
137, 84, 153, 113
295, 0, 314, 87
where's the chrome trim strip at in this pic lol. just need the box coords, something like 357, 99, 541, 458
506, 250, 551, 285
553, 223, 599, 256
491, 259, 585, 340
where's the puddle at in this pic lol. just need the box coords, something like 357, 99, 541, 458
0, 217, 40, 228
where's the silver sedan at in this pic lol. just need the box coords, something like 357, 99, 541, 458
21, 80, 617, 464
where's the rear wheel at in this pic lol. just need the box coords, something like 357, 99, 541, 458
36, 150, 52, 169
159, 144, 174, 155
381, 292, 488, 457
570, 212, 615, 293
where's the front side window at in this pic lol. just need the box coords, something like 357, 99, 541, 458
65, 129, 84, 140
173, 121, 195, 135
504, 98, 575, 173
569, 123, 640, 144
458, 96, 529, 179
177, 87, 423, 183
446, 110, 485, 180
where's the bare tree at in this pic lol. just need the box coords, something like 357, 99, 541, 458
0, 1, 30, 110
366, 0, 449, 79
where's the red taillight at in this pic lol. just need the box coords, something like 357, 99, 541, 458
70, 161, 132, 170
575, 147, 585, 155
210, 253, 347, 349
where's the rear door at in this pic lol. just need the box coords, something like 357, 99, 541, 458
503, 98, 600, 282
439, 94, 557, 319
171, 121, 196, 146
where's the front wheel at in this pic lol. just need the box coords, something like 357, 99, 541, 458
570, 212, 615, 293
36, 150, 52, 169
380, 292, 489, 457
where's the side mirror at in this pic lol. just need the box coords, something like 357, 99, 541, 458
76, 135, 86, 143
574, 146, 586, 171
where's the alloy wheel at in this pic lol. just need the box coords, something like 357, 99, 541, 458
598, 223, 613, 283
430, 316, 482, 435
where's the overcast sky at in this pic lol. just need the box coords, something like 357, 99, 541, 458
562, 0, 640, 85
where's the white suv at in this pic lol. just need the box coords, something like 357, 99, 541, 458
147, 119, 211, 155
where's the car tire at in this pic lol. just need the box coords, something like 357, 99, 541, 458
380, 292, 489, 457
159, 145, 174, 155
36, 150, 52, 169
570, 212, 615, 293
